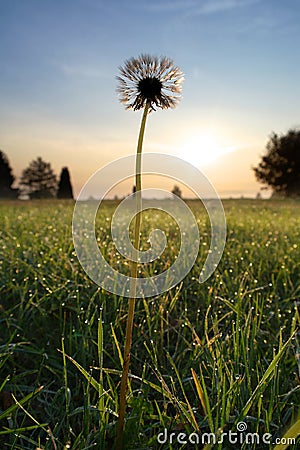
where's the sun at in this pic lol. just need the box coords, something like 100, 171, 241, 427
177, 132, 233, 167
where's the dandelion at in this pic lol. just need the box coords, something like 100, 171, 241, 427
117, 54, 184, 111
115, 54, 183, 449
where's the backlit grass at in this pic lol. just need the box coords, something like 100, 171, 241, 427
0, 199, 299, 449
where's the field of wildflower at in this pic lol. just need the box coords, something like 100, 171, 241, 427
0, 198, 300, 449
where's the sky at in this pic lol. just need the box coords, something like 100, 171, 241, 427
0, 0, 299, 198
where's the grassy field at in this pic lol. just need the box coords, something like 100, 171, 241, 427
0, 198, 300, 449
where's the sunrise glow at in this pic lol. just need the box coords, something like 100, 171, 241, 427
177, 132, 237, 167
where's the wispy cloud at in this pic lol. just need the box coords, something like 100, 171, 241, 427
137, 0, 261, 15
138, 0, 196, 13
59, 63, 104, 78
193, 0, 261, 15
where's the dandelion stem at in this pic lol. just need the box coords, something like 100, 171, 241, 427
116, 102, 150, 449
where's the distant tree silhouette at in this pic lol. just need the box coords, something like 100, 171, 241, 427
171, 185, 182, 198
57, 167, 74, 199
0, 150, 18, 199
254, 128, 300, 197
20, 157, 57, 199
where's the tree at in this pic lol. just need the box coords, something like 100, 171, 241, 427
57, 167, 74, 199
171, 185, 182, 198
253, 129, 300, 197
0, 150, 18, 199
20, 157, 57, 199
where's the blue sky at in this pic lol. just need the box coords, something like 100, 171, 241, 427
0, 0, 299, 197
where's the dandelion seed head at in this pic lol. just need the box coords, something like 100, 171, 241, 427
116, 54, 184, 111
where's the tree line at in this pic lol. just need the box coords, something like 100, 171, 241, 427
0, 152, 73, 200
1, 128, 299, 200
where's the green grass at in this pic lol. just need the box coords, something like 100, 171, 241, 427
0, 198, 299, 449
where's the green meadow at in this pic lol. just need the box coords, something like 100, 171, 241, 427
0, 199, 300, 449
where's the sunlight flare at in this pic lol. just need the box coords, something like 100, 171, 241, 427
177, 132, 237, 167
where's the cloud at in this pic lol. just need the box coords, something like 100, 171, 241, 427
193, 0, 261, 15
135, 0, 196, 13
137, 0, 261, 14
59, 63, 104, 78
